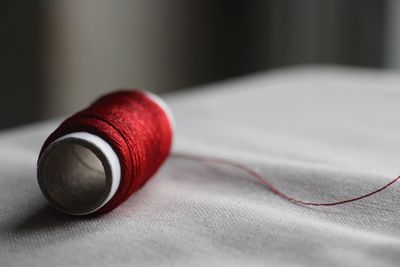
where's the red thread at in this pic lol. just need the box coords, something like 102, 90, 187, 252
39, 90, 173, 214
39, 90, 399, 215
172, 152, 400, 206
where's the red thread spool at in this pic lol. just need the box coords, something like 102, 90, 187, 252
37, 90, 173, 215
37, 89, 399, 216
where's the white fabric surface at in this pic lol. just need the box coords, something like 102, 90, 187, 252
1, 66, 400, 266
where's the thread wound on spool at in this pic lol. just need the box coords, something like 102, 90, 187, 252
37, 90, 173, 215
38, 90, 397, 216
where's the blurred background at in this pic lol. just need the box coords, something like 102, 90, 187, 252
0, 0, 399, 129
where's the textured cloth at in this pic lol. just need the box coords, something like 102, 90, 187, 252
1, 66, 400, 266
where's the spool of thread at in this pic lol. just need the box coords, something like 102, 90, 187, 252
37, 89, 399, 216
37, 90, 174, 216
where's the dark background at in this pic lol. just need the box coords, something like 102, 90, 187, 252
0, 0, 395, 129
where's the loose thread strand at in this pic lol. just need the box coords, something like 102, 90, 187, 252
172, 152, 400, 206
